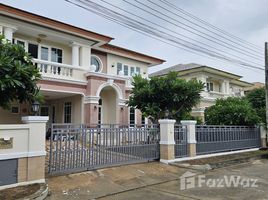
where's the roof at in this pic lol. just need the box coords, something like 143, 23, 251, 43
0, 3, 113, 43
100, 44, 165, 65
150, 63, 252, 87
0, 3, 165, 65
150, 63, 242, 78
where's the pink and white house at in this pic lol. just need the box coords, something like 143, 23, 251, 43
0, 4, 165, 127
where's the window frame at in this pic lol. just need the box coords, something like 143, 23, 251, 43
124, 65, 129, 76
10, 105, 20, 114
64, 102, 72, 124
129, 107, 136, 126
117, 63, 123, 75
90, 55, 103, 72
206, 82, 214, 92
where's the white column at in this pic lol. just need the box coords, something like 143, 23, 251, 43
80, 46, 91, 69
220, 81, 225, 93
71, 43, 80, 67
225, 81, 230, 94
3, 27, 16, 42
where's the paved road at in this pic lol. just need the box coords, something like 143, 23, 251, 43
46, 159, 268, 200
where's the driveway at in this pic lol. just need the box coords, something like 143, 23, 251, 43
46, 159, 268, 200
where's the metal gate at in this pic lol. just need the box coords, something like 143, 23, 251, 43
174, 124, 188, 158
48, 124, 160, 175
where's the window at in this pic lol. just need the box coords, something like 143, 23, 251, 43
136, 67, 141, 75
117, 63, 122, 75
130, 107, 135, 125
41, 47, 49, 61
64, 102, 72, 123
141, 115, 145, 125
40, 106, 49, 116
206, 82, 214, 91
52, 106, 56, 123
51, 48, 62, 63
28, 43, 38, 59
11, 106, 19, 114
124, 65, 129, 76
17, 40, 25, 48
98, 99, 102, 125
91, 55, 102, 72
130, 67, 135, 76
41, 47, 49, 72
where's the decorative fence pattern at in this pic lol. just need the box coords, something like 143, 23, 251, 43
196, 125, 261, 155
174, 124, 188, 158
48, 124, 159, 175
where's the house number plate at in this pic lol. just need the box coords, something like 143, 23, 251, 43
0, 138, 13, 149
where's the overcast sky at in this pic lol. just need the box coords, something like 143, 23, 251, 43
1, 0, 266, 83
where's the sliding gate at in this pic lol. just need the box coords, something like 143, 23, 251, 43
48, 124, 160, 175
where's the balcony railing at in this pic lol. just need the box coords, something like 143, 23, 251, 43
33, 59, 87, 83
202, 91, 230, 99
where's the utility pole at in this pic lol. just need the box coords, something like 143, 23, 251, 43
265, 42, 268, 133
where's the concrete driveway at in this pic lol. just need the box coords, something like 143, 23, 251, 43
46, 159, 268, 200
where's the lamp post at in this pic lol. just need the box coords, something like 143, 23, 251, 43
31, 101, 40, 116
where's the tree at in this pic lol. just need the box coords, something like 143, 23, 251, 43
205, 97, 260, 126
245, 87, 266, 124
0, 36, 41, 109
127, 72, 204, 122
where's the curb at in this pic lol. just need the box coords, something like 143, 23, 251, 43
170, 153, 268, 172
18, 183, 49, 200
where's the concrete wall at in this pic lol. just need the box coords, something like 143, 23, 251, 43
0, 103, 30, 124
0, 117, 48, 189
107, 54, 149, 78
47, 95, 83, 124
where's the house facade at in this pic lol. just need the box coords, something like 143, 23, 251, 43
150, 63, 253, 121
0, 4, 164, 127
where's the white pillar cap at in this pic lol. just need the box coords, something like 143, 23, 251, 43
21, 116, 49, 123
158, 119, 176, 124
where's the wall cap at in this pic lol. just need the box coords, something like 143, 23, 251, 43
180, 120, 197, 125
21, 116, 49, 123
158, 119, 176, 124
159, 141, 175, 145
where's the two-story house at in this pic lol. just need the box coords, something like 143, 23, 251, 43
150, 63, 253, 121
0, 4, 164, 127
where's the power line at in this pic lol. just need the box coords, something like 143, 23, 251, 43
98, 0, 263, 68
150, 0, 262, 54
126, 0, 263, 60
82, 0, 264, 69
65, 0, 264, 72
160, 0, 262, 50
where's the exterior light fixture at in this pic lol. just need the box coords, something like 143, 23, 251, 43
31, 101, 40, 116
164, 109, 169, 119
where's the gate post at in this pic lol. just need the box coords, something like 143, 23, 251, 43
21, 116, 48, 182
181, 120, 197, 157
159, 119, 176, 163
260, 125, 267, 148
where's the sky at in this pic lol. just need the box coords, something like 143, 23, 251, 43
1, 0, 266, 83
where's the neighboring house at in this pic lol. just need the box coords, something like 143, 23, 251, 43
0, 4, 164, 127
150, 63, 253, 121
244, 82, 264, 94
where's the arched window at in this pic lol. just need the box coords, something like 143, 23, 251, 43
90, 55, 103, 72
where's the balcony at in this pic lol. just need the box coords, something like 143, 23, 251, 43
33, 59, 87, 84
202, 90, 230, 100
